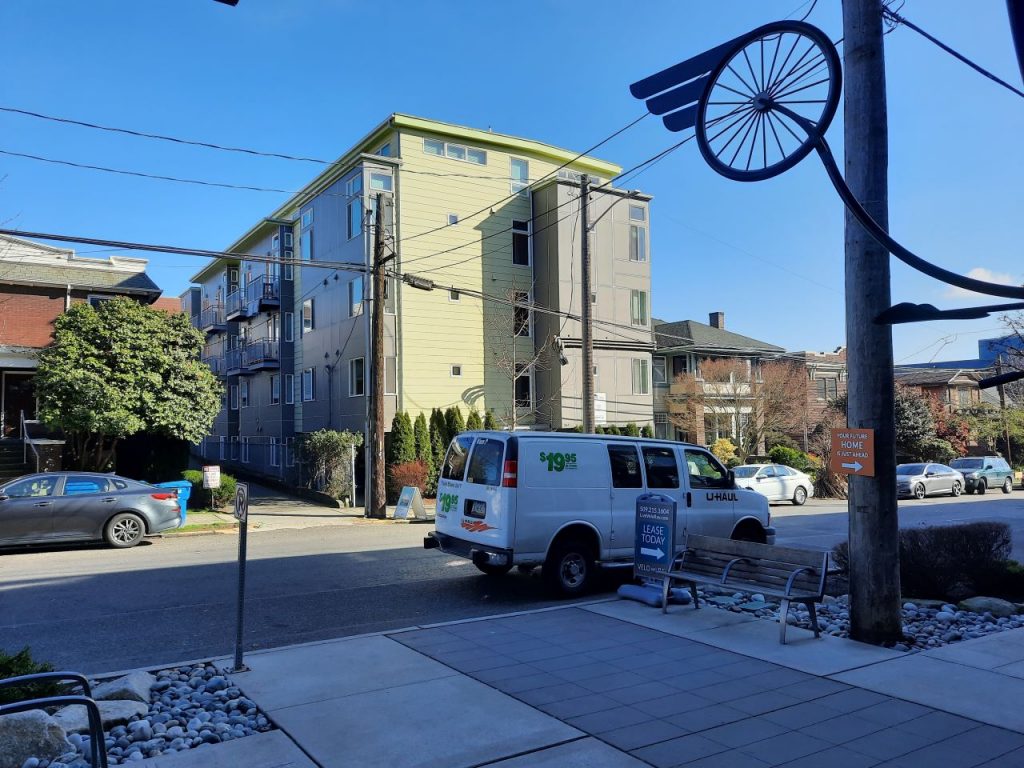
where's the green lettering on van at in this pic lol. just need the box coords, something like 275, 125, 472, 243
539, 451, 578, 472
438, 493, 459, 514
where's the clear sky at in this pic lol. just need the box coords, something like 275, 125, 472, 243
2, 0, 1022, 364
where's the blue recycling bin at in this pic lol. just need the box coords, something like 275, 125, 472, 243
155, 480, 192, 527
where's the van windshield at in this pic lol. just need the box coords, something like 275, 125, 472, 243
441, 436, 474, 481
466, 439, 504, 486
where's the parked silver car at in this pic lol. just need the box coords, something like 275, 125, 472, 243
896, 463, 965, 499
0, 472, 182, 548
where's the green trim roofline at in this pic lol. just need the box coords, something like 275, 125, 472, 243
190, 113, 622, 283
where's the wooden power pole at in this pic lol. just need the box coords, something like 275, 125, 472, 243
843, 0, 902, 642
368, 193, 390, 519
580, 175, 595, 433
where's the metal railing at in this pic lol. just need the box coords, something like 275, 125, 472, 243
245, 276, 280, 304
243, 339, 280, 367
226, 289, 243, 317
20, 410, 40, 473
199, 304, 225, 329
225, 347, 243, 372
201, 354, 226, 376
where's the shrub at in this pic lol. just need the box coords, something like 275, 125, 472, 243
445, 407, 466, 438
466, 409, 483, 430
768, 445, 816, 473
0, 647, 63, 705
623, 422, 641, 437
299, 429, 363, 500
387, 459, 429, 502
484, 410, 499, 430
711, 438, 737, 465
831, 522, 1013, 600
640, 425, 654, 438
182, 469, 237, 509
387, 412, 415, 467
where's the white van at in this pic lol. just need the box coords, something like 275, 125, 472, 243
423, 431, 774, 596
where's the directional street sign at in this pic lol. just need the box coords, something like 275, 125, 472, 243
635, 494, 676, 580
830, 428, 876, 477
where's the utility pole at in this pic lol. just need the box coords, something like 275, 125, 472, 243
843, 0, 902, 643
996, 358, 1013, 465
580, 175, 595, 433
368, 193, 390, 519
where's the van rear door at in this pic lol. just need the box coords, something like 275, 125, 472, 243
437, 435, 513, 553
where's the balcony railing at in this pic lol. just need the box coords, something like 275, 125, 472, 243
225, 347, 244, 374
243, 339, 280, 370
199, 305, 225, 333
225, 289, 244, 320
201, 354, 226, 377
245, 276, 280, 306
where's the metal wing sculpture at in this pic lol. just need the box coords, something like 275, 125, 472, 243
630, 20, 1024, 303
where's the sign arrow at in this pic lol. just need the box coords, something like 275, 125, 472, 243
841, 461, 863, 472
640, 547, 665, 559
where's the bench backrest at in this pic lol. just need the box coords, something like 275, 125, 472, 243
681, 534, 828, 597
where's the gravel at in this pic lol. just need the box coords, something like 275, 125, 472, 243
30, 663, 271, 767
696, 586, 1024, 651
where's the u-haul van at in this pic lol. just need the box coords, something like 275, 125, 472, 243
423, 431, 774, 596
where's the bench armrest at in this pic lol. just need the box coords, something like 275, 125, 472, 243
721, 557, 751, 584
784, 566, 817, 597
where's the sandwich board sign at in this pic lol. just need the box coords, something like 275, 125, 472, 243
634, 494, 676, 581
394, 486, 427, 520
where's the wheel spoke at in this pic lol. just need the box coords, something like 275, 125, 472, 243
774, 76, 831, 100
707, 100, 758, 105
745, 113, 762, 171
707, 106, 756, 146
769, 39, 820, 95
742, 47, 762, 92
729, 112, 760, 166
768, 33, 804, 98
726, 63, 759, 97
764, 32, 785, 92
712, 81, 756, 102
713, 110, 758, 158
775, 98, 827, 104
766, 112, 787, 160
759, 38, 765, 92
772, 110, 807, 144
772, 57, 828, 98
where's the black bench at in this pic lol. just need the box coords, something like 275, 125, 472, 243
661, 534, 828, 644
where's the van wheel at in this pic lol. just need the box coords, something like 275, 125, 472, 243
1003, 478, 1013, 494
543, 540, 594, 597
731, 523, 766, 544
475, 562, 513, 577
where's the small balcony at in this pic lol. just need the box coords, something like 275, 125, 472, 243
225, 289, 246, 321
246, 277, 280, 311
199, 305, 226, 334
201, 353, 226, 377
225, 347, 245, 376
243, 339, 280, 371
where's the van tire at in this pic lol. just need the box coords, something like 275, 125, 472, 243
543, 539, 594, 597
731, 521, 766, 544
475, 562, 513, 577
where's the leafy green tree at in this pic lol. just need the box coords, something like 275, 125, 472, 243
466, 408, 483, 430
387, 411, 416, 466
300, 429, 363, 500
445, 406, 466, 438
413, 412, 432, 467
711, 438, 738, 465
35, 297, 221, 471
484, 409, 499, 430
429, 409, 447, 465
640, 424, 654, 438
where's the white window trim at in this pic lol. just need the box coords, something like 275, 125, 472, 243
87, 294, 115, 308
284, 312, 294, 342
284, 232, 294, 247
450, 364, 463, 378
632, 358, 651, 396
448, 289, 460, 302
630, 224, 648, 263
219, 436, 226, 461
302, 368, 315, 402
447, 213, 458, 225
241, 437, 250, 464
270, 374, 280, 405
240, 380, 250, 408
349, 357, 365, 397
230, 385, 239, 410
514, 365, 534, 410
270, 437, 280, 467
302, 299, 314, 333
629, 204, 646, 222
511, 219, 531, 267
348, 279, 364, 317
369, 172, 393, 192
630, 289, 650, 328
513, 290, 533, 339
347, 199, 362, 241
653, 355, 668, 386
385, 356, 397, 395
424, 137, 487, 165
510, 157, 530, 195
285, 373, 295, 405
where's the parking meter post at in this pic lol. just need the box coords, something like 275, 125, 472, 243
230, 482, 250, 673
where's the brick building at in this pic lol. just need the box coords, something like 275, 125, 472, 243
0, 234, 163, 436
787, 347, 847, 450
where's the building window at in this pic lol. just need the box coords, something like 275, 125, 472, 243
386, 356, 397, 395
219, 436, 226, 461
349, 358, 365, 397
423, 138, 444, 156
284, 312, 294, 342
285, 373, 294, 405
629, 205, 646, 222
284, 232, 293, 247
229, 385, 239, 410
632, 359, 650, 395
630, 225, 647, 262
345, 174, 362, 196
369, 173, 392, 191
303, 299, 315, 332
230, 436, 238, 460
270, 437, 280, 467
301, 209, 313, 228
87, 295, 114, 309
448, 213, 458, 225
241, 437, 250, 464
349, 279, 364, 317
958, 387, 971, 407
240, 379, 250, 408
654, 413, 670, 440
510, 158, 529, 195
347, 199, 362, 240
816, 376, 839, 401
512, 219, 530, 266
285, 437, 296, 466
513, 291, 531, 337
630, 289, 649, 327
378, 143, 391, 157
300, 231, 312, 261
466, 148, 486, 164
514, 363, 532, 409
283, 262, 293, 281
384, 277, 397, 314
270, 374, 280, 405
302, 367, 316, 401
448, 289, 460, 302
423, 138, 485, 164
451, 364, 463, 378
653, 356, 667, 385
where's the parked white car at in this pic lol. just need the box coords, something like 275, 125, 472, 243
424, 431, 774, 596
732, 464, 814, 506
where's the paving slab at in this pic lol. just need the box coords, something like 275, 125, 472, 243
485, 737, 648, 767
583, 597, 756, 636
135, 730, 315, 767
923, 627, 1024, 671
833, 653, 1024, 733
269, 674, 581, 768
228, 635, 456, 710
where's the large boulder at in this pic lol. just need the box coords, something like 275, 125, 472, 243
0, 709, 71, 768
52, 699, 148, 734
92, 671, 155, 704
958, 596, 1018, 618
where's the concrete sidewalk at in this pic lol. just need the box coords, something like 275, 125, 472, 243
139, 601, 1024, 767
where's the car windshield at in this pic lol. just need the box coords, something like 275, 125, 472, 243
951, 458, 983, 470
732, 467, 759, 478
897, 464, 927, 475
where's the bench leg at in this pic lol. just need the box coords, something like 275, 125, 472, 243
779, 599, 790, 644
661, 576, 671, 614
690, 581, 700, 609
806, 601, 821, 639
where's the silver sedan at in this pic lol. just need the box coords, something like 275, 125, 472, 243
896, 463, 965, 499
0, 472, 182, 548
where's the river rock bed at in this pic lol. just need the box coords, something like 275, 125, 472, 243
696, 586, 1024, 651
33, 663, 271, 767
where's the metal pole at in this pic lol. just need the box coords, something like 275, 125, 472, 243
843, 0, 902, 643
580, 175, 595, 433
997, 359, 1013, 465
231, 509, 249, 672
369, 193, 388, 518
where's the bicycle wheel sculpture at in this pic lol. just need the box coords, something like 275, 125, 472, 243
630, 20, 1024, 302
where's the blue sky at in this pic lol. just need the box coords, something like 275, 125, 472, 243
2, 0, 1022, 364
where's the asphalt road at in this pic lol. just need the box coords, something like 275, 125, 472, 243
1, 493, 1021, 675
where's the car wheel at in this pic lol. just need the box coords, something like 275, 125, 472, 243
105, 513, 145, 548
965, 486, 975, 495
951, 481, 962, 497
474, 562, 513, 577
914, 483, 926, 500
977, 479, 987, 495
1003, 478, 1013, 494
792, 486, 808, 506
543, 539, 595, 598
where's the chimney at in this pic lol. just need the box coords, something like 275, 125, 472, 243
709, 311, 725, 329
